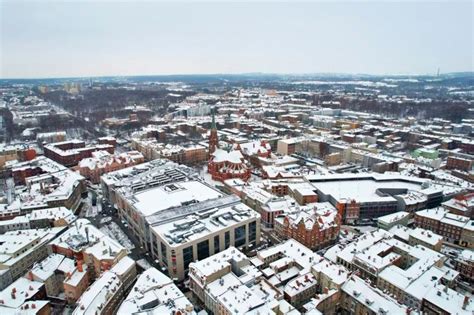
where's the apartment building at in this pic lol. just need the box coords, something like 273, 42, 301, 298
274, 202, 341, 250
73, 256, 137, 315
7, 157, 85, 216
44, 139, 114, 167
49, 219, 128, 279
0, 228, 64, 290
78, 150, 144, 183
117, 267, 194, 314
415, 207, 474, 248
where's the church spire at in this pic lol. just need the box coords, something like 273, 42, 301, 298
211, 107, 217, 130
208, 107, 219, 154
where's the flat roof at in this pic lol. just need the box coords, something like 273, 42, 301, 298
310, 175, 424, 203
133, 180, 223, 217
152, 202, 259, 246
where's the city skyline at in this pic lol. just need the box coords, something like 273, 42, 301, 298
1, 0, 473, 78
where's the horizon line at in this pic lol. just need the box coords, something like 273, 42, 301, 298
1, 70, 473, 81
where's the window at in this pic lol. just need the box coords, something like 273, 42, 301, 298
234, 225, 247, 248
214, 235, 220, 253
160, 242, 168, 266
225, 231, 230, 249
197, 240, 209, 260
183, 246, 194, 271
249, 221, 257, 242
249, 221, 257, 243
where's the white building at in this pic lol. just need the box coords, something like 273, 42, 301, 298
118, 267, 195, 314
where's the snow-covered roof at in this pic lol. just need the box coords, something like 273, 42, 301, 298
30, 253, 65, 281
377, 211, 410, 225
0, 277, 43, 309
6, 157, 84, 211
152, 202, 259, 247
50, 219, 126, 261
73, 270, 121, 315
133, 180, 223, 217
307, 173, 428, 204
118, 267, 194, 314
341, 276, 408, 314
211, 148, 245, 164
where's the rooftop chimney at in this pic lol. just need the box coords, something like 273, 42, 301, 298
462, 295, 469, 310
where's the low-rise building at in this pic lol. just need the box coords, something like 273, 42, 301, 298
389, 225, 444, 251
446, 156, 473, 172
0, 277, 48, 313
442, 193, 474, 218
453, 249, 474, 283
132, 138, 207, 165
274, 202, 341, 250
0, 227, 65, 290
377, 211, 410, 230
340, 275, 410, 315
0, 207, 75, 234
415, 207, 474, 248
78, 150, 144, 183
73, 256, 136, 315
44, 139, 114, 167
49, 219, 128, 279
306, 173, 447, 224
421, 283, 473, 314
6, 157, 85, 217
28, 253, 78, 298
324, 228, 448, 308
118, 267, 195, 314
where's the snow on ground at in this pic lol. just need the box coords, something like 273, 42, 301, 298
99, 222, 135, 250
198, 165, 222, 187
99, 216, 112, 224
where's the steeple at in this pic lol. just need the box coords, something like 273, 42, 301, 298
211, 107, 217, 130
208, 107, 219, 154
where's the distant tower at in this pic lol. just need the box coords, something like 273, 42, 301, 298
208, 107, 219, 154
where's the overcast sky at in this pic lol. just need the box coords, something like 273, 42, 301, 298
1, 0, 472, 78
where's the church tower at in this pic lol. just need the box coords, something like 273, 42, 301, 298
208, 107, 219, 154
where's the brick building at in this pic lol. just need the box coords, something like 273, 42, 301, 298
78, 150, 144, 184
446, 156, 473, 172
274, 202, 341, 250
44, 140, 114, 167
414, 208, 474, 248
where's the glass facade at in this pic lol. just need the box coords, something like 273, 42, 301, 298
160, 242, 168, 266
234, 225, 246, 248
197, 240, 210, 260
183, 246, 193, 271
249, 221, 257, 243
225, 231, 230, 249
214, 235, 220, 253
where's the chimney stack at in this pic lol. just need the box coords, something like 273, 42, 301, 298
462, 295, 469, 310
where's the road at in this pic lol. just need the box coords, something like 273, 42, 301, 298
79, 184, 156, 267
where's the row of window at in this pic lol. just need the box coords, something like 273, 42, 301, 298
181, 222, 257, 271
